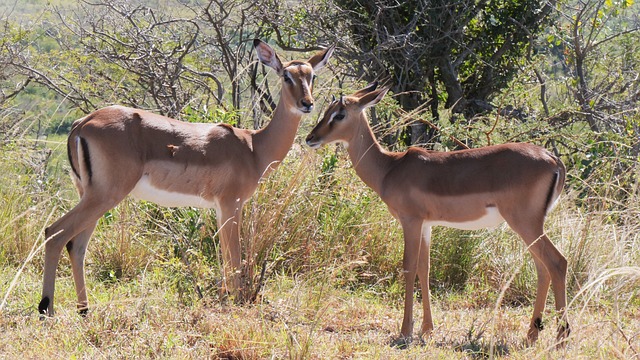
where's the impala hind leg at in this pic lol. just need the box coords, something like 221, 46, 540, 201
535, 234, 570, 344
417, 224, 434, 339
527, 257, 551, 342
67, 220, 97, 315
40, 196, 121, 316
507, 216, 569, 344
528, 233, 569, 344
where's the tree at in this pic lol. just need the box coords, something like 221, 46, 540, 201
536, 0, 640, 209
550, 0, 640, 134
9, 0, 278, 126
331, 0, 555, 144
34, 1, 207, 118
7, 0, 417, 134
0, 12, 32, 140
199, 0, 265, 113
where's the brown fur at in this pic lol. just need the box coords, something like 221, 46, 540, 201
68, 106, 260, 203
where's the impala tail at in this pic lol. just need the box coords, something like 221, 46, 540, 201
66, 116, 94, 187
545, 153, 566, 214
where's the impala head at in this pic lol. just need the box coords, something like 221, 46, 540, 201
254, 39, 334, 115
306, 82, 389, 148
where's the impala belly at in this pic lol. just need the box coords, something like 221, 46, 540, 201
430, 206, 504, 230
130, 174, 219, 209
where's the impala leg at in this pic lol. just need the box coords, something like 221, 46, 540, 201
40, 196, 121, 316
527, 257, 551, 342
40, 224, 71, 316
397, 218, 422, 344
217, 202, 243, 302
67, 220, 97, 315
508, 216, 569, 344
528, 234, 569, 343
538, 235, 570, 343
417, 224, 434, 339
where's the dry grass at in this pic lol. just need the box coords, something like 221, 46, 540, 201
0, 269, 638, 359
1, 139, 639, 359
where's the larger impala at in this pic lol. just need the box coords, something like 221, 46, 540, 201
305, 84, 569, 345
39, 39, 334, 315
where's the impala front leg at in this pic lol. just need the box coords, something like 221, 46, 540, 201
217, 200, 244, 302
396, 217, 423, 346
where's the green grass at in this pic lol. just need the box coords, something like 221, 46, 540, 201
1, 137, 639, 358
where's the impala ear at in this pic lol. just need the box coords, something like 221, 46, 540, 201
358, 87, 389, 109
254, 39, 284, 74
308, 45, 335, 71
352, 82, 379, 98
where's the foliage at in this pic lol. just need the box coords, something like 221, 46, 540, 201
326, 0, 554, 143
4, 0, 292, 131
544, 0, 640, 134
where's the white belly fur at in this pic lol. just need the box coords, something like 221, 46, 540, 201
130, 175, 219, 209
430, 206, 504, 231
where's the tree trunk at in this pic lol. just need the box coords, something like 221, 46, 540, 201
396, 87, 427, 145
575, 53, 599, 132
438, 55, 466, 117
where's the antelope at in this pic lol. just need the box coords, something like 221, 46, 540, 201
38, 39, 334, 315
305, 83, 570, 346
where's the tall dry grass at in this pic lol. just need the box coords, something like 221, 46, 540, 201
1, 126, 639, 358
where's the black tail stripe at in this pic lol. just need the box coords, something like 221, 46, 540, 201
80, 137, 93, 183
544, 171, 559, 212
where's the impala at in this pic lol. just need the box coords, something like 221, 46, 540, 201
305, 83, 570, 345
38, 39, 334, 315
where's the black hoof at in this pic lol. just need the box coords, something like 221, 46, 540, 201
556, 322, 571, 346
38, 297, 50, 316
390, 335, 412, 349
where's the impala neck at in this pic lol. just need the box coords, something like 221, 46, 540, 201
347, 115, 394, 195
252, 92, 303, 177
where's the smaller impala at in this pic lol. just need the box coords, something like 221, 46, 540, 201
39, 40, 333, 316
306, 83, 570, 345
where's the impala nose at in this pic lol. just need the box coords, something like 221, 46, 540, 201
305, 133, 322, 148
305, 133, 315, 144
300, 100, 314, 113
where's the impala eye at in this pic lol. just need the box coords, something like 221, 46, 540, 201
283, 72, 293, 84
328, 111, 345, 127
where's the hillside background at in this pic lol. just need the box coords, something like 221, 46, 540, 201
1, 0, 639, 358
